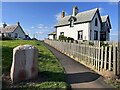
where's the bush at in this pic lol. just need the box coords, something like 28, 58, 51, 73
59, 35, 67, 41
89, 42, 94, 46
32, 38, 38, 40
100, 41, 109, 47
1, 37, 13, 40
67, 37, 74, 43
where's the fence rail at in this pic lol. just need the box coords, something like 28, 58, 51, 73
44, 39, 119, 78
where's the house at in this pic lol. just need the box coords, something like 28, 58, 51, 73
50, 6, 111, 41
48, 31, 57, 40
0, 22, 26, 39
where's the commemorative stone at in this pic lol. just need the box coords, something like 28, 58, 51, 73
10, 45, 38, 83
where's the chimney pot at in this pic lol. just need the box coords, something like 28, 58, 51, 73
17, 21, 20, 26
61, 10, 65, 18
3, 22, 7, 28
72, 6, 78, 16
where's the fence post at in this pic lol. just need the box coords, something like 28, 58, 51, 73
113, 43, 117, 75
117, 42, 120, 75
101, 46, 104, 69
104, 46, 107, 70
98, 46, 100, 71
108, 45, 112, 71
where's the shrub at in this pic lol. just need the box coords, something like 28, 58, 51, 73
67, 37, 74, 43
1, 37, 13, 40
100, 41, 109, 47
89, 42, 94, 46
59, 35, 67, 41
59, 35, 74, 43
32, 38, 38, 40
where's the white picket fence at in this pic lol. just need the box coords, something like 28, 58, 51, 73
44, 39, 120, 78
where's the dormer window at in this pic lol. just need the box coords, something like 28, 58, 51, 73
95, 18, 98, 26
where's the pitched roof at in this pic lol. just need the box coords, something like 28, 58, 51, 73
0, 25, 18, 33
101, 15, 112, 29
56, 16, 71, 26
55, 8, 98, 27
101, 15, 108, 22
48, 30, 57, 35
75, 8, 98, 23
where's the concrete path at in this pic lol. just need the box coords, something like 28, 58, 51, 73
43, 43, 113, 89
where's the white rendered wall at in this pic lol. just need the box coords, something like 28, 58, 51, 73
56, 22, 90, 40
48, 35, 54, 40
11, 26, 26, 39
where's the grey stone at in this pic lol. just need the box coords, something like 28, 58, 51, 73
10, 45, 38, 83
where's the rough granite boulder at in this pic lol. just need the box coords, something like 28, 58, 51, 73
10, 45, 38, 83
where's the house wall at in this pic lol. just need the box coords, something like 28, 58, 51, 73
11, 26, 26, 39
106, 19, 110, 41
48, 35, 54, 40
56, 22, 90, 40
90, 12, 101, 41
101, 19, 110, 41
56, 12, 101, 41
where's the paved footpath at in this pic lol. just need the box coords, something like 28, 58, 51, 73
43, 43, 113, 89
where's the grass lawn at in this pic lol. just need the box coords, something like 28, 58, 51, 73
1, 40, 70, 89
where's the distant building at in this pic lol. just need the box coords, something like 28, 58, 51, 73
49, 6, 111, 41
48, 31, 57, 40
0, 22, 27, 39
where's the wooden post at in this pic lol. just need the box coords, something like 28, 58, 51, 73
101, 46, 104, 69
117, 42, 120, 75
108, 45, 112, 71
98, 46, 100, 71
113, 43, 117, 75
104, 46, 107, 70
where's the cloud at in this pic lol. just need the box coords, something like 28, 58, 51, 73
36, 31, 43, 34
31, 26, 34, 29
55, 12, 62, 21
110, 32, 118, 36
108, 0, 119, 5
26, 23, 55, 40
0, 23, 3, 27
98, 8, 104, 13
110, 31, 118, 41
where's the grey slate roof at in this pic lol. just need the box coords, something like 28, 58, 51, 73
56, 16, 71, 26
55, 8, 98, 27
101, 15, 108, 22
75, 8, 98, 23
48, 30, 57, 35
101, 15, 111, 29
0, 25, 18, 33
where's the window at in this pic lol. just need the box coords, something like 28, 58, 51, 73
95, 18, 98, 26
78, 31, 83, 40
15, 33, 18, 38
60, 32, 64, 35
94, 30, 98, 40
90, 30, 92, 40
8, 33, 11, 37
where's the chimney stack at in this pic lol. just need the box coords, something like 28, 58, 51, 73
61, 10, 65, 18
3, 22, 7, 28
72, 6, 78, 16
17, 21, 20, 26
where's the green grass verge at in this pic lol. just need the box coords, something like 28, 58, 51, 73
106, 78, 120, 89
1, 40, 70, 89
